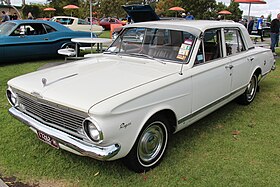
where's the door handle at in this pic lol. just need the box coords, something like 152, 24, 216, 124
44, 38, 49, 40
225, 65, 233, 69
247, 57, 254, 61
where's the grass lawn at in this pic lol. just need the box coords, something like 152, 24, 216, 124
0, 49, 279, 186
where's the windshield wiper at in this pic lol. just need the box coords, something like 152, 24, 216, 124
129, 53, 166, 64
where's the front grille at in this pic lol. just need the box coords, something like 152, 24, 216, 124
17, 92, 87, 138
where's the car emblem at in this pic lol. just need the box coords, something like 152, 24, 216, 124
42, 78, 47, 87
31, 91, 43, 99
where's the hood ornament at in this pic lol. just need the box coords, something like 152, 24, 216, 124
42, 78, 47, 87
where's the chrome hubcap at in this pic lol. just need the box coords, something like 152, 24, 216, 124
246, 76, 256, 101
138, 122, 165, 163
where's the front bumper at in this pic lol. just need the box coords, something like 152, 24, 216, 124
9, 107, 120, 161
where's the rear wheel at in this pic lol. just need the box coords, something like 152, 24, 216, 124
124, 115, 170, 173
236, 74, 258, 105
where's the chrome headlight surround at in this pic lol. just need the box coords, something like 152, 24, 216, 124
6, 87, 18, 107
83, 118, 103, 144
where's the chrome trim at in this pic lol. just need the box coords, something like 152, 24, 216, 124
82, 118, 104, 144
9, 107, 120, 161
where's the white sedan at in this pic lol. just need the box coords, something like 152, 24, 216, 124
50, 16, 103, 35
7, 20, 275, 173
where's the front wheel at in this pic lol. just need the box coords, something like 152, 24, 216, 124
123, 115, 170, 173
236, 74, 258, 105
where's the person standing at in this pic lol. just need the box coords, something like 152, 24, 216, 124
185, 12, 194, 20
247, 17, 254, 35
270, 13, 280, 56
27, 12, 33, 20
1, 11, 10, 23
256, 15, 264, 42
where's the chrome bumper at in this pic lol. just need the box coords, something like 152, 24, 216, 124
9, 107, 120, 161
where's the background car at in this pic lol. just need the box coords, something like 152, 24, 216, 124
50, 16, 103, 35
99, 17, 126, 30
251, 20, 271, 37
0, 20, 94, 62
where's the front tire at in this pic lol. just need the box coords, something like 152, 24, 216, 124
236, 74, 258, 105
124, 115, 170, 173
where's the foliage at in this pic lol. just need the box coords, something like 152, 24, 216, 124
20, 0, 244, 21
267, 13, 272, 22
156, 0, 216, 19
22, 4, 41, 19
226, 0, 243, 21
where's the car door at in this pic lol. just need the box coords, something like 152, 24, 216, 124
191, 29, 232, 116
224, 28, 252, 93
5, 23, 56, 60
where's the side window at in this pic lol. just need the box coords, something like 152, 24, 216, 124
195, 28, 222, 65
224, 29, 245, 56
11, 24, 44, 36
203, 29, 222, 62
44, 24, 56, 33
78, 19, 88, 25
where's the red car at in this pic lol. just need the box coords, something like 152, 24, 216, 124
99, 17, 125, 30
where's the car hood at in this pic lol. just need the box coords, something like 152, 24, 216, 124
122, 4, 160, 23
8, 54, 180, 113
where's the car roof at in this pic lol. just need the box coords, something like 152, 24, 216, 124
124, 19, 254, 48
126, 20, 245, 35
52, 16, 78, 19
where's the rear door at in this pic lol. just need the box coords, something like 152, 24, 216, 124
223, 28, 253, 92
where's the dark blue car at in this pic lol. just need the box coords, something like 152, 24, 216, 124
0, 20, 94, 62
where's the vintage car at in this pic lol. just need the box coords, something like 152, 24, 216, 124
99, 17, 126, 30
7, 20, 275, 172
0, 20, 94, 62
50, 16, 103, 35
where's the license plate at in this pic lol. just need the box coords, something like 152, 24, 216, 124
37, 131, 59, 149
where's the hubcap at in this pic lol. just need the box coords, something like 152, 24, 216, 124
246, 76, 257, 101
138, 122, 165, 164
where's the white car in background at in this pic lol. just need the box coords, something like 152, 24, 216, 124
50, 16, 103, 35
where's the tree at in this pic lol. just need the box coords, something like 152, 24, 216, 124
226, 0, 243, 21
267, 13, 272, 22
156, 0, 216, 19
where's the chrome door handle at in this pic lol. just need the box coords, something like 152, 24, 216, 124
225, 65, 233, 69
247, 57, 254, 61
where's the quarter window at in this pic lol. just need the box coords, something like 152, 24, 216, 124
224, 29, 245, 56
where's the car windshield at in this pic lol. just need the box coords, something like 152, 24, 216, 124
106, 27, 196, 63
0, 22, 16, 35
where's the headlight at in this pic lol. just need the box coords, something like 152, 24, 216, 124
83, 119, 103, 143
6, 88, 18, 106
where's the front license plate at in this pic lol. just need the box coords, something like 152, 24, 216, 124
37, 131, 59, 149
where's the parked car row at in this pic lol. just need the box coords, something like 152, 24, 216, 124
50, 16, 104, 35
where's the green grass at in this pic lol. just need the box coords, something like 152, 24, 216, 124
0, 50, 280, 186
99, 30, 111, 39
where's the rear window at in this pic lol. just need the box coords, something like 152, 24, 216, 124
0, 22, 16, 35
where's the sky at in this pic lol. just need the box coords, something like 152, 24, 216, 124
217, 0, 280, 19
9, 0, 280, 19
